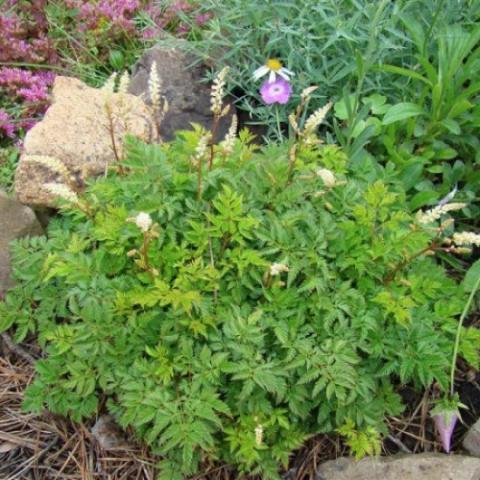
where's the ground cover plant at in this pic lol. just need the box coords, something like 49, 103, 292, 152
1, 101, 480, 477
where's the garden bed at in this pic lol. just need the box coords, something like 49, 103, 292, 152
1, 1, 480, 480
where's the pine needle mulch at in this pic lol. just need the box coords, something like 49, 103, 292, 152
1, 332, 479, 480
0, 339, 157, 480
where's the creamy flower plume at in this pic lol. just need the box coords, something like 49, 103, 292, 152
416, 202, 466, 224
304, 102, 333, 136
194, 133, 211, 162
134, 212, 153, 232
148, 61, 161, 110
44, 183, 78, 203
210, 67, 229, 116
270, 263, 289, 276
102, 72, 116, 93
118, 71, 130, 94
25, 155, 75, 186
220, 114, 238, 154
254, 424, 264, 446
316, 168, 336, 188
452, 231, 480, 247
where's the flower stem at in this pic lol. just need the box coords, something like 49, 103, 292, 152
208, 115, 220, 170
274, 105, 283, 141
450, 273, 480, 397
197, 153, 203, 201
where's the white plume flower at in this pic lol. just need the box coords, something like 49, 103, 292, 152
101, 72, 117, 93
270, 263, 289, 276
44, 183, 78, 203
416, 203, 466, 224
304, 101, 332, 135
316, 168, 336, 188
220, 114, 238, 155
210, 67, 229, 116
452, 231, 480, 247
148, 61, 161, 110
25, 155, 75, 185
255, 424, 264, 446
134, 212, 153, 232
118, 70, 130, 94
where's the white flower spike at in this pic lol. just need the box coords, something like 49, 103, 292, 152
253, 59, 294, 83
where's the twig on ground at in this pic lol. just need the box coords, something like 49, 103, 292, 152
1, 333, 36, 364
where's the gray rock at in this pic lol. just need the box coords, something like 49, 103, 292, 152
128, 45, 235, 141
464, 419, 480, 457
315, 453, 480, 480
91, 415, 129, 450
0, 190, 43, 298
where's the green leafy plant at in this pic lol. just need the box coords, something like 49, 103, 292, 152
0, 147, 19, 191
1, 129, 478, 479
334, 23, 480, 215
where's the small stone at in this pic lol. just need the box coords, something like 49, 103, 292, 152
0, 190, 43, 298
128, 45, 235, 142
15, 76, 156, 208
91, 415, 129, 450
464, 418, 480, 457
315, 453, 480, 480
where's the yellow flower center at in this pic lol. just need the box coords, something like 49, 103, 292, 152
266, 59, 282, 71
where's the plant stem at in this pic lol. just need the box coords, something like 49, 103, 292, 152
142, 233, 150, 271
197, 153, 203, 201
449, 273, 480, 397
384, 243, 439, 285
208, 115, 220, 170
274, 105, 283, 141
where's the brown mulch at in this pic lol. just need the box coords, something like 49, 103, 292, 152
0, 332, 478, 480
0, 339, 157, 480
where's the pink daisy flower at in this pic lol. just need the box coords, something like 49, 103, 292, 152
260, 78, 292, 105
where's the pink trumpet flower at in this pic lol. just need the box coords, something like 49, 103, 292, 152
433, 411, 458, 453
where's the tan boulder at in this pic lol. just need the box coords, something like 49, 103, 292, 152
316, 453, 480, 480
15, 76, 156, 208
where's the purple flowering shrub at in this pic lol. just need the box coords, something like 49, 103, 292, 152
0, 68, 55, 140
0, 0, 212, 147
0, 0, 57, 64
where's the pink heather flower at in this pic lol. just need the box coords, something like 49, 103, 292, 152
195, 12, 213, 27
260, 78, 292, 105
433, 411, 458, 453
176, 24, 190, 35
0, 110, 16, 138
0, 1, 56, 64
142, 27, 159, 40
